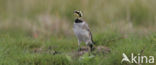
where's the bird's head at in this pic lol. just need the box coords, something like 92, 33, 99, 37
74, 10, 83, 18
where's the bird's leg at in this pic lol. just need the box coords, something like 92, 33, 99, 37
78, 40, 81, 51
86, 42, 90, 52
87, 45, 91, 52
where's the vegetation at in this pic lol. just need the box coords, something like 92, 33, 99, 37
0, 0, 156, 65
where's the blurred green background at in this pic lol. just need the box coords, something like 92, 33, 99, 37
0, 0, 156, 37
0, 0, 156, 65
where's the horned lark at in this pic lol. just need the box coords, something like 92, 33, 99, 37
73, 10, 94, 51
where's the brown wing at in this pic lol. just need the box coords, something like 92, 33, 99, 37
82, 22, 94, 43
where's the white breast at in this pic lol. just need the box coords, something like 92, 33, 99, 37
73, 22, 90, 42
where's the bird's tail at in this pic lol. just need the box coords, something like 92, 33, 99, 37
91, 39, 96, 45
89, 40, 96, 51
88, 43, 94, 51
90, 34, 96, 45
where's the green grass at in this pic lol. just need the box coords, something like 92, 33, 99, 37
0, 29, 156, 65
0, 0, 156, 65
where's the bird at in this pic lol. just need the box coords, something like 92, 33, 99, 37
73, 10, 94, 51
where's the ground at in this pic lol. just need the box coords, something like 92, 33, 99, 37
0, 29, 156, 65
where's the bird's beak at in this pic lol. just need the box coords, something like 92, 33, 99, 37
73, 12, 79, 18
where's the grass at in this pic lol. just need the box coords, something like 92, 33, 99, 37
0, 0, 156, 65
0, 29, 156, 65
